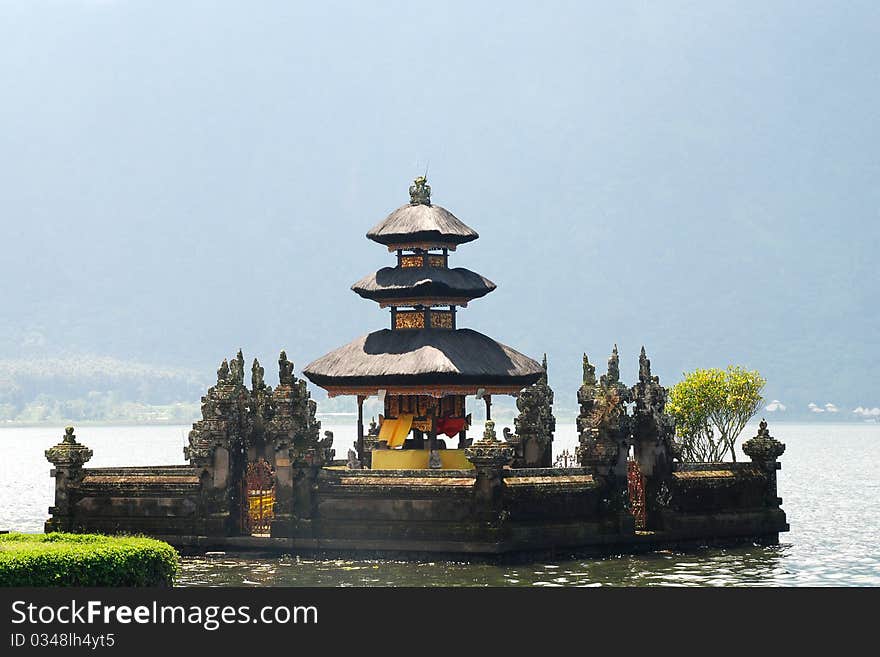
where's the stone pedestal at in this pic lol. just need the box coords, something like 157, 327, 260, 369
742, 419, 786, 507
465, 420, 513, 522
45, 427, 93, 532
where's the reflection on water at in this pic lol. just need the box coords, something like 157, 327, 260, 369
178, 546, 799, 587
3, 422, 879, 586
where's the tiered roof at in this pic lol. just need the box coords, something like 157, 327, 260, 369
304, 328, 542, 393
351, 266, 496, 307
366, 203, 479, 249
303, 176, 542, 396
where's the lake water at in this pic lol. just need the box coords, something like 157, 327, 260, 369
2, 421, 878, 586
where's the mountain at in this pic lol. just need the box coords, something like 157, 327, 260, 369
0, 3, 877, 420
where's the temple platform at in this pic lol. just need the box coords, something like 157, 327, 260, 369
160, 530, 785, 562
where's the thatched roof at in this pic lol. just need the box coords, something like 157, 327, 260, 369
367, 203, 479, 247
303, 328, 543, 389
351, 267, 496, 303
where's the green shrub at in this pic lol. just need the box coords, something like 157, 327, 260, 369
0, 533, 179, 587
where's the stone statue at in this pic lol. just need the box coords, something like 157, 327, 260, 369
583, 353, 597, 387
638, 346, 653, 383
347, 448, 361, 470
600, 344, 621, 387
252, 358, 266, 390
511, 354, 555, 467
319, 430, 335, 463
230, 349, 245, 386
63, 426, 76, 444
278, 350, 294, 386
217, 359, 230, 383
409, 175, 431, 205
576, 355, 597, 437
428, 449, 442, 469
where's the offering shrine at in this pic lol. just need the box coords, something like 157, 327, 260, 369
303, 176, 543, 469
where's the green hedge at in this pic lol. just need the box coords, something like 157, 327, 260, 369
0, 533, 179, 587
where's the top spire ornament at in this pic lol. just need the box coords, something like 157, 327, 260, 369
409, 175, 431, 206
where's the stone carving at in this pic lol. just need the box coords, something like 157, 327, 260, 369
638, 345, 651, 381
742, 419, 785, 508
409, 175, 432, 205
601, 344, 621, 387
575, 346, 679, 529
465, 420, 513, 466
362, 416, 380, 463
252, 358, 266, 390
630, 346, 676, 475
466, 420, 513, 522
575, 354, 597, 437
627, 346, 677, 528
45, 426, 93, 469
553, 449, 578, 468
230, 349, 245, 387
742, 419, 786, 464
576, 347, 631, 476
217, 359, 230, 383
346, 448, 361, 470
187, 350, 323, 469
185, 348, 324, 532
656, 481, 673, 509
278, 350, 295, 386
44, 426, 94, 531
319, 430, 336, 463
428, 449, 442, 469
509, 354, 556, 467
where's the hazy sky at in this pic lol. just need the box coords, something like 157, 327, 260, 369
1, 1, 878, 413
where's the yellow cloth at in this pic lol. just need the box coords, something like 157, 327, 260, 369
387, 414, 413, 448
376, 414, 414, 448
377, 418, 398, 444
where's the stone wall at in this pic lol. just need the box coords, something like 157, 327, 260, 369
45, 463, 204, 535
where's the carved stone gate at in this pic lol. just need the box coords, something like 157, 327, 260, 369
243, 459, 275, 536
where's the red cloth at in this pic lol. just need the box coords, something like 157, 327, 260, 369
435, 417, 467, 438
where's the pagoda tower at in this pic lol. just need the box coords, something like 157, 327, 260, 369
304, 176, 543, 468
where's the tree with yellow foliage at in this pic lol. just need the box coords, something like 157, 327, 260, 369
667, 366, 766, 462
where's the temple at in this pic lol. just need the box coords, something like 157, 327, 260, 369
43, 177, 789, 558
303, 175, 544, 470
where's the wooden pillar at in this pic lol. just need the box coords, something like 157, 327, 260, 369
457, 429, 467, 449
428, 404, 437, 452
484, 394, 492, 421
357, 395, 365, 464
